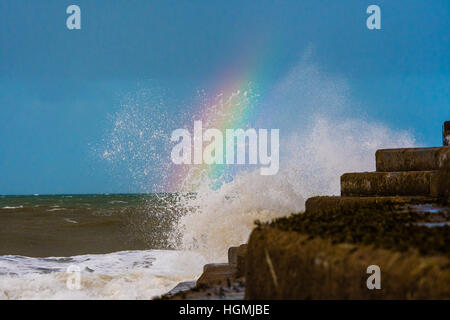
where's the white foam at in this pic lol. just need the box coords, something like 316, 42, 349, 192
169, 117, 416, 262
0, 250, 205, 300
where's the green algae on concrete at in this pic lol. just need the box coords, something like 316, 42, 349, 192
341, 171, 439, 197
245, 227, 450, 299
305, 195, 436, 214
266, 205, 449, 257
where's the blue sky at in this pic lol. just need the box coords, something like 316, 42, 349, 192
0, 1, 449, 194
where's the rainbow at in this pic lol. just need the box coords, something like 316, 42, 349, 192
166, 40, 276, 192
167, 82, 257, 191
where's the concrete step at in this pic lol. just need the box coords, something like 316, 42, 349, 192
444, 121, 450, 146
305, 195, 436, 214
228, 244, 247, 277
341, 171, 439, 197
196, 263, 238, 287
376, 147, 450, 172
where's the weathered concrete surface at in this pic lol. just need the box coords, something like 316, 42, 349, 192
165, 281, 197, 296
236, 244, 248, 278
227, 244, 248, 277
159, 261, 245, 300
436, 167, 450, 203
376, 147, 450, 172
228, 246, 238, 265
159, 279, 245, 300
245, 227, 450, 299
196, 263, 238, 287
305, 195, 435, 214
443, 121, 450, 146
341, 171, 439, 197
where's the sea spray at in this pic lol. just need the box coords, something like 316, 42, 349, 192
95, 54, 418, 295
170, 116, 416, 262
96, 87, 187, 193
169, 170, 304, 261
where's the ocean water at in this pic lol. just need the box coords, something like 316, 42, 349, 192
0, 194, 181, 257
0, 194, 208, 299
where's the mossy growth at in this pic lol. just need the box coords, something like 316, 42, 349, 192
265, 203, 449, 257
